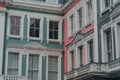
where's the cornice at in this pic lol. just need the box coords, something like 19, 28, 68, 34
3, 0, 78, 14
7, 43, 63, 52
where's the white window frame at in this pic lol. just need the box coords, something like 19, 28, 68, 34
47, 18, 62, 43
68, 46, 75, 71
84, 34, 94, 64
7, 14, 24, 40
114, 17, 120, 59
87, 39, 94, 63
25, 50, 42, 80
76, 45, 84, 68
5, 48, 22, 76
27, 15, 43, 42
46, 52, 62, 80
101, 22, 116, 62
100, 0, 112, 12
84, 0, 93, 25
76, 7, 83, 31
27, 54, 40, 80
68, 14, 74, 37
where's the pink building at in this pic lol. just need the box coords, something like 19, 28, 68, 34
63, 0, 99, 79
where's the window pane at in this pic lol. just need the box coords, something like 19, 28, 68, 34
49, 21, 54, 30
88, 40, 93, 63
30, 28, 35, 37
35, 19, 40, 28
35, 29, 39, 37
10, 16, 21, 35
49, 30, 53, 39
48, 57, 58, 80
69, 15, 74, 35
105, 28, 113, 62
7, 69, 18, 75
54, 22, 58, 30
7, 52, 19, 75
49, 21, 58, 39
28, 54, 39, 80
54, 31, 58, 39
30, 18, 40, 38
78, 8, 82, 28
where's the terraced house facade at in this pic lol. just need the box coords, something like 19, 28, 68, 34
0, 0, 120, 80
0, 0, 65, 80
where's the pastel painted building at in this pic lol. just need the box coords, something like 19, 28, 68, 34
63, 0, 100, 80
0, 0, 65, 80
64, 0, 120, 80
0, 0, 120, 80
96, 0, 120, 79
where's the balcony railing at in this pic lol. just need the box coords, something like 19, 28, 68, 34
2, 75, 28, 80
65, 63, 108, 80
5, 76, 27, 80
108, 58, 120, 71
65, 70, 76, 79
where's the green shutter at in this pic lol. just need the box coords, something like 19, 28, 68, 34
21, 54, 27, 76
42, 56, 46, 80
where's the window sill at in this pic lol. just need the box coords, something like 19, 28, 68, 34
7, 35, 23, 40
47, 39, 62, 44
27, 37, 43, 42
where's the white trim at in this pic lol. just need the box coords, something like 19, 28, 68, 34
100, 0, 112, 13
114, 22, 119, 59
7, 13, 24, 40
0, 13, 5, 75
87, 39, 94, 63
68, 14, 75, 38
12, 0, 62, 7
76, 7, 83, 32
84, 0, 93, 25
46, 55, 48, 80
46, 18, 49, 43
47, 18, 63, 43
94, 0, 99, 62
58, 54, 62, 80
68, 46, 74, 71
27, 15, 43, 42
100, 22, 116, 62
76, 43, 84, 68
5, 48, 22, 76
46, 54, 62, 80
